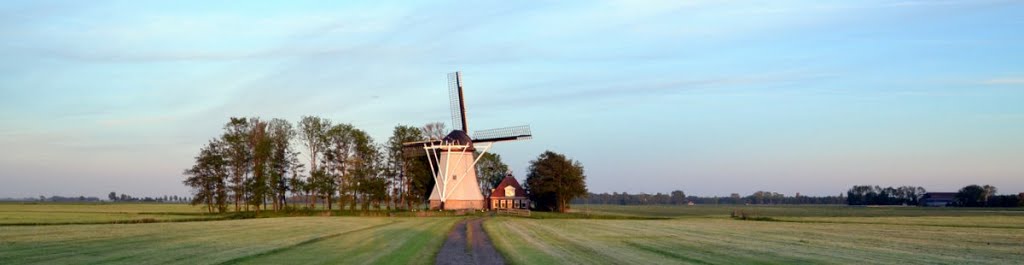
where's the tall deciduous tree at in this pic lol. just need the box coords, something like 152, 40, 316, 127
324, 123, 357, 210
351, 130, 383, 211
670, 190, 686, 205
525, 151, 588, 212
386, 125, 425, 210
298, 116, 330, 209
246, 118, 273, 213
956, 185, 987, 207
267, 118, 297, 211
222, 117, 251, 212
476, 153, 508, 197
982, 185, 998, 202
183, 140, 229, 213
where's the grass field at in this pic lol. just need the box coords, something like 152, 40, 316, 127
485, 215, 1024, 264
0, 203, 219, 225
3, 203, 1024, 264
0, 216, 456, 264
484, 204, 1024, 264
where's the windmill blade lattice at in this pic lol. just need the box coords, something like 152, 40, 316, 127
448, 72, 467, 132
472, 125, 532, 143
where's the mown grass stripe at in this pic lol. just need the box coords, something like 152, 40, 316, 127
622, 240, 711, 265
216, 221, 398, 265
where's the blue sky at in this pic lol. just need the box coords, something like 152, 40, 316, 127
1, 0, 1023, 198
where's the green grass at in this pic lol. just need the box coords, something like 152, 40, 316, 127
0, 216, 457, 264
484, 215, 1024, 265
0, 203, 221, 225
6, 203, 1024, 264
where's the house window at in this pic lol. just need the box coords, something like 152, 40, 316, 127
505, 186, 515, 197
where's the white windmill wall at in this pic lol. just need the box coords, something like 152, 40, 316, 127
428, 150, 485, 210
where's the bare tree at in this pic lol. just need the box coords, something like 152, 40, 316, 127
421, 122, 447, 140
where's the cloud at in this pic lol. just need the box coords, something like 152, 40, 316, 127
473, 70, 834, 111
981, 78, 1024, 85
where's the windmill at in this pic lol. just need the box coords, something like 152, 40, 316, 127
404, 71, 532, 210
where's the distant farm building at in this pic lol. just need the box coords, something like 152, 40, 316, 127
922, 192, 956, 207
490, 175, 529, 210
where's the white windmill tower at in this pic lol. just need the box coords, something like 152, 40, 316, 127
404, 72, 532, 210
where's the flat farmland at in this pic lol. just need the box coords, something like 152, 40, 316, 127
0, 216, 456, 265
484, 216, 1024, 264
0, 203, 218, 225
4, 203, 1024, 264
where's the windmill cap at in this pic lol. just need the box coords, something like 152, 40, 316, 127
443, 130, 473, 145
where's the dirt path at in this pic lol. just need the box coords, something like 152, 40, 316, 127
435, 218, 505, 265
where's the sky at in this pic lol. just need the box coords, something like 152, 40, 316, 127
1, 0, 1023, 198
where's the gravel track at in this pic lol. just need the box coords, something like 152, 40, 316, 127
435, 218, 505, 265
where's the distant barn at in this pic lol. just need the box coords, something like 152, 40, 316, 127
489, 175, 529, 210
921, 192, 956, 207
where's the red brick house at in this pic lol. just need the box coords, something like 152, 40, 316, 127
489, 175, 529, 210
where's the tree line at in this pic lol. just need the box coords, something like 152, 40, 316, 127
184, 116, 436, 213
107, 192, 190, 203
845, 185, 927, 205
950, 184, 1021, 207
847, 184, 1022, 207
578, 184, 1022, 207
182, 116, 543, 214
575, 191, 846, 205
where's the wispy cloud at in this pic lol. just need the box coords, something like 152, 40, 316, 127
981, 77, 1024, 85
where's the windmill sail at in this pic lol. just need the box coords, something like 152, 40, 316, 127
473, 125, 532, 143
448, 72, 468, 132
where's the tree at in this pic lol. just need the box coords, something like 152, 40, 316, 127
386, 125, 424, 209
982, 185, 997, 202
956, 185, 986, 207
670, 190, 686, 205
404, 155, 433, 210
222, 118, 251, 212
476, 153, 509, 197
307, 168, 335, 210
730, 193, 742, 204
324, 123, 357, 210
267, 118, 296, 211
108, 192, 117, 201
183, 140, 230, 213
287, 159, 306, 209
348, 127, 383, 211
298, 116, 331, 209
421, 122, 447, 140
525, 151, 588, 212
246, 118, 272, 213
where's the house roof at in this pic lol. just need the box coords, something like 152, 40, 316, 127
490, 175, 526, 198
